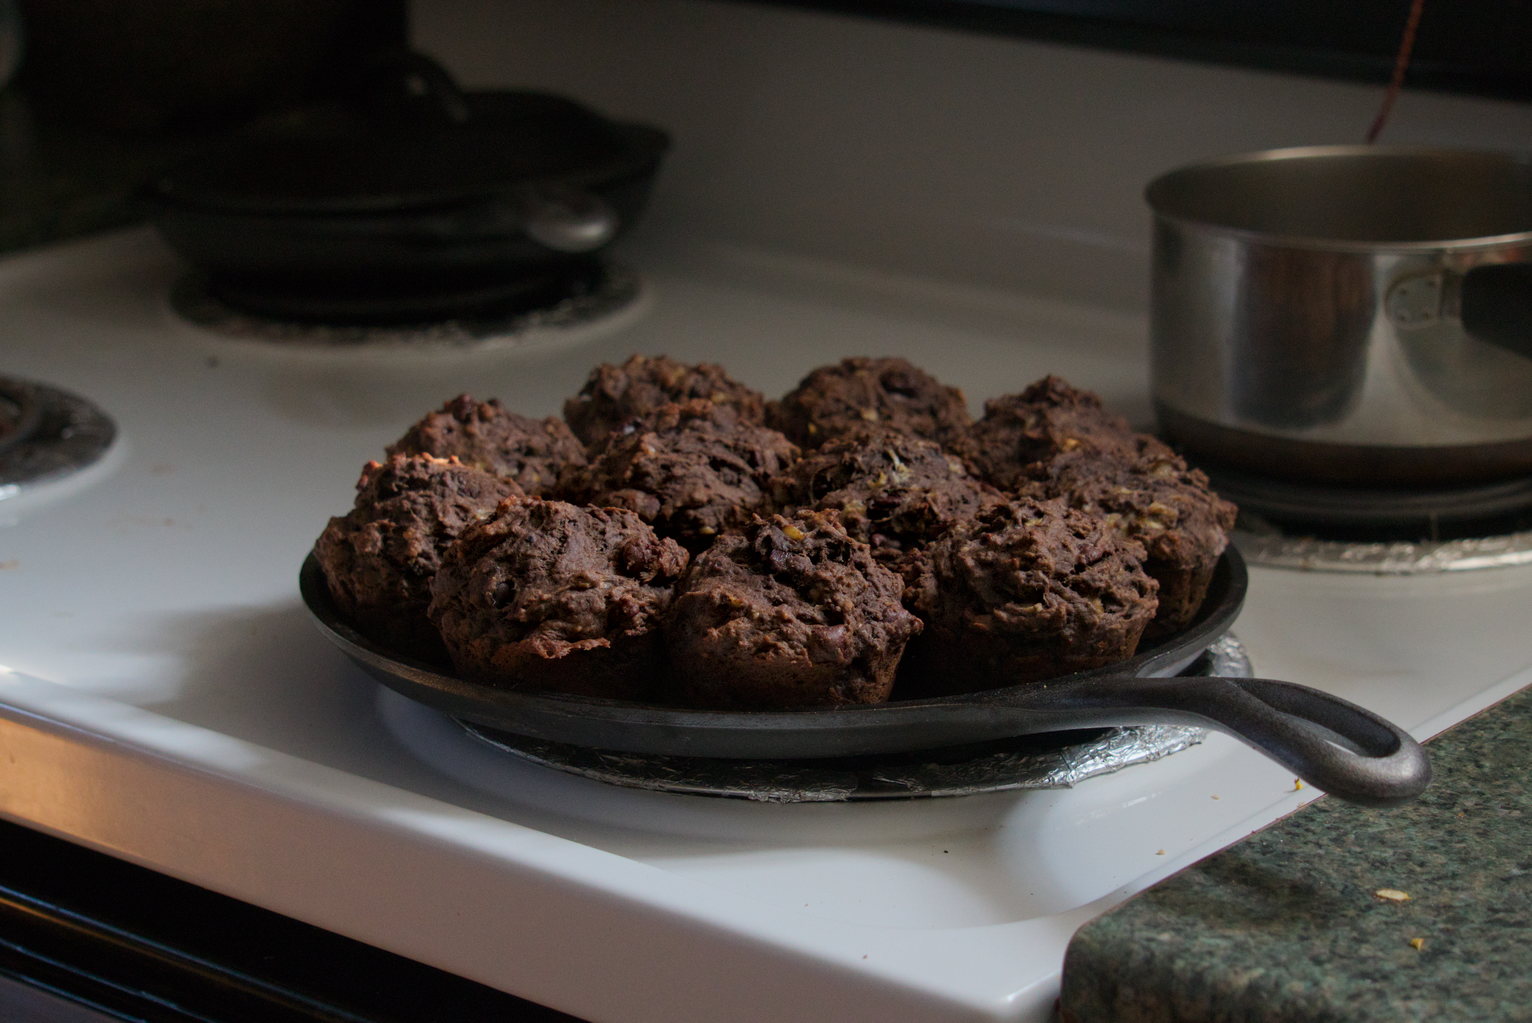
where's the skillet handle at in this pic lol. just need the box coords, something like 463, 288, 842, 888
518, 184, 620, 253
1027, 675, 1431, 806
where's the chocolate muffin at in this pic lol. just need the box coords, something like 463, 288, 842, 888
313, 454, 524, 659
428, 499, 689, 700
770, 425, 1002, 581
561, 399, 800, 551
563, 354, 768, 446
767, 356, 972, 450
665, 511, 923, 709
1022, 438, 1237, 638
902, 496, 1158, 696
387, 393, 585, 497
965, 376, 1141, 491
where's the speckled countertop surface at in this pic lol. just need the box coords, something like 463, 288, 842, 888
1060, 681, 1531, 1022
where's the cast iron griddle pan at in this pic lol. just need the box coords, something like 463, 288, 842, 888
299, 547, 1430, 806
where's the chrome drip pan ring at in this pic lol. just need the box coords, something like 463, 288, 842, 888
0, 376, 116, 500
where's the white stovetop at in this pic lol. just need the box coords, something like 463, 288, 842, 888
3, 229, 1531, 1022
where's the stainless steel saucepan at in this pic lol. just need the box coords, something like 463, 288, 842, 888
1147, 145, 1532, 486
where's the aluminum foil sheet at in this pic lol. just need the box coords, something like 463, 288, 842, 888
460, 635, 1252, 803
169, 264, 641, 351
1236, 527, 1532, 574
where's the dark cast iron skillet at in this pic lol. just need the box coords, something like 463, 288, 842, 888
298, 547, 1430, 806
147, 52, 668, 322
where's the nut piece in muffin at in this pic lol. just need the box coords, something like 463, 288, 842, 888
902, 496, 1158, 696
313, 454, 524, 660
767, 356, 972, 450
1021, 438, 1237, 638
665, 510, 923, 709
387, 393, 585, 496
561, 398, 799, 552
965, 375, 1141, 491
562, 353, 768, 446
428, 498, 689, 700
770, 425, 1002, 582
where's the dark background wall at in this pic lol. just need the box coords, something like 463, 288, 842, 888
13, 0, 408, 136
729, 0, 1532, 101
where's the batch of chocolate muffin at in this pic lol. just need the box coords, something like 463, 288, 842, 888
313, 355, 1237, 709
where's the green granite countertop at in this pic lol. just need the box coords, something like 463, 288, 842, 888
1060, 681, 1531, 1022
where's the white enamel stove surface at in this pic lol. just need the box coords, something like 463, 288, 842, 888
3, 230, 1531, 1023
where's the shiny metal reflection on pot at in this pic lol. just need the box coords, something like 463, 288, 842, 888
1147, 145, 1532, 486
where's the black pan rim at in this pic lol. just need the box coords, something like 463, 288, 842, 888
299, 545, 1248, 740
151, 123, 671, 218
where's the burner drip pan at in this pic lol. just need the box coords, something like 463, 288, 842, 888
457, 636, 1251, 803
0, 376, 116, 500
170, 261, 642, 351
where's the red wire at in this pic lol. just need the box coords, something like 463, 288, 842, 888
1366, 0, 1427, 143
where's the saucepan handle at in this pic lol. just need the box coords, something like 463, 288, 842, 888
1013, 675, 1431, 806
1459, 262, 1532, 358
1387, 262, 1532, 360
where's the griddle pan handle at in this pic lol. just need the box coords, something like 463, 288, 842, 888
1009, 675, 1431, 806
